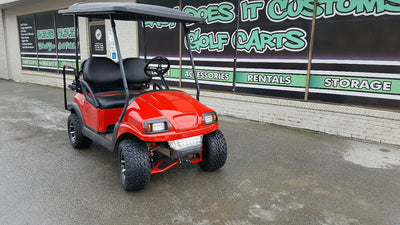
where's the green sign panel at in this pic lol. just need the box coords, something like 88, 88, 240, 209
310, 75, 400, 95
236, 72, 306, 88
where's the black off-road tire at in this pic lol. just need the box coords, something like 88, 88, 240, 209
67, 113, 92, 149
118, 138, 151, 191
200, 129, 227, 171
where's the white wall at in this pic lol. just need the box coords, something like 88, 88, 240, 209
105, 20, 138, 60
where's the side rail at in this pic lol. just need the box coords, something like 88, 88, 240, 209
63, 65, 76, 111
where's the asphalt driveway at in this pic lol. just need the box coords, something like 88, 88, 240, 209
0, 79, 399, 225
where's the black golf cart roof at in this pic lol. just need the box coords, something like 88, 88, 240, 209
59, 2, 204, 23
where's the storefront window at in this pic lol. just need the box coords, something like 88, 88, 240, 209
18, 11, 79, 74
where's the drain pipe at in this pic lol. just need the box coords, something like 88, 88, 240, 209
304, 0, 318, 101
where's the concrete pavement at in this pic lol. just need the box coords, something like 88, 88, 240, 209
0, 79, 399, 225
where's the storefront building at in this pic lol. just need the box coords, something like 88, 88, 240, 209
1, 0, 400, 145
0, 0, 138, 85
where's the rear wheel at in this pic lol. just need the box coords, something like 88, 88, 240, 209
200, 129, 227, 171
67, 113, 92, 149
118, 137, 151, 191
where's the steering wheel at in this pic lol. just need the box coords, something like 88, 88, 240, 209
144, 56, 170, 77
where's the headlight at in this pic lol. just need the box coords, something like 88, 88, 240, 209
168, 135, 203, 151
203, 112, 218, 125
144, 119, 170, 134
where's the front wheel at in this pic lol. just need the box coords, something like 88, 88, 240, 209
200, 129, 227, 171
118, 137, 151, 191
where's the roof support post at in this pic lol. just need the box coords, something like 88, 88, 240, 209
74, 14, 80, 82
110, 15, 129, 123
183, 23, 200, 101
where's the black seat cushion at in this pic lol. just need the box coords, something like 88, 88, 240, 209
96, 94, 126, 109
123, 58, 151, 90
81, 57, 151, 109
83, 57, 123, 93
96, 93, 140, 109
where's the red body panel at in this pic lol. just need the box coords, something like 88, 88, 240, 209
74, 90, 218, 141
74, 94, 122, 132
118, 90, 219, 142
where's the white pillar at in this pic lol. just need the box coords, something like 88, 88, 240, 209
0, 9, 10, 80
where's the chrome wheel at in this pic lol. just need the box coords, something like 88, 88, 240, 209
67, 113, 92, 149
68, 120, 76, 143
120, 152, 126, 183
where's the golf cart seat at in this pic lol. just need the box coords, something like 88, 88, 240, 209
123, 57, 151, 90
81, 57, 150, 109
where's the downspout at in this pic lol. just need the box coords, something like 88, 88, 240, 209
304, 0, 318, 101
232, 3, 240, 93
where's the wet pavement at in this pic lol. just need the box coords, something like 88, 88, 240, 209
0, 79, 400, 225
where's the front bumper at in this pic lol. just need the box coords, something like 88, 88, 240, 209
169, 144, 202, 159
157, 135, 203, 159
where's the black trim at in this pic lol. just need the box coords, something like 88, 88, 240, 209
79, 79, 100, 108
106, 124, 115, 133
82, 124, 113, 150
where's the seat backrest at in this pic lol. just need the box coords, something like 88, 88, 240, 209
82, 57, 122, 93
123, 58, 151, 90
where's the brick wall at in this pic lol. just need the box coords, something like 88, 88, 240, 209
184, 89, 400, 146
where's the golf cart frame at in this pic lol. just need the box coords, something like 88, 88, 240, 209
59, 2, 227, 191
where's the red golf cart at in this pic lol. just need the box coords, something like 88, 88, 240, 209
59, 2, 227, 191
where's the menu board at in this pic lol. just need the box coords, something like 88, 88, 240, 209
90, 24, 106, 56
18, 15, 38, 71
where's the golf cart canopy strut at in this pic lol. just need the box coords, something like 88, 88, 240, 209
59, 2, 203, 102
